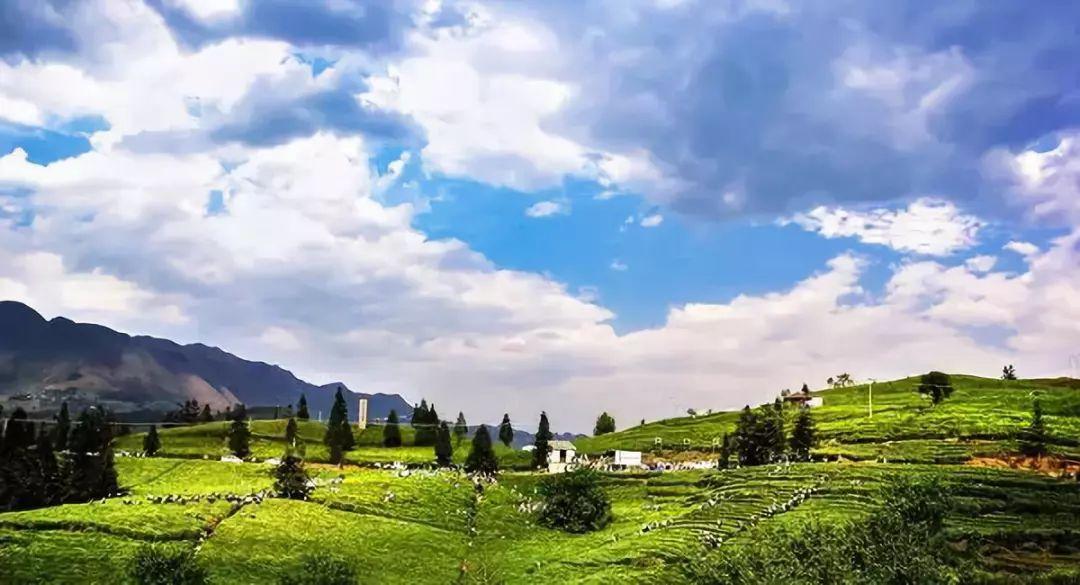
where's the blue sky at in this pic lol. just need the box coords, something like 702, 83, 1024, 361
1, 1, 1079, 431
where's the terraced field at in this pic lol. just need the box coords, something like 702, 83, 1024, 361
3, 375, 1079, 583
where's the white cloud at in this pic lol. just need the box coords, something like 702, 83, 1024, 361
640, 213, 663, 227
610, 260, 628, 271
964, 255, 997, 273
986, 133, 1080, 224
786, 197, 983, 256
524, 200, 567, 218
1004, 241, 1039, 257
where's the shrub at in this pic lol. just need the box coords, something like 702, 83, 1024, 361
279, 554, 357, 585
129, 545, 208, 585
273, 453, 312, 500
537, 468, 612, 533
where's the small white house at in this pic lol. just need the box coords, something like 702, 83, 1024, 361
613, 450, 643, 469
781, 393, 824, 408
547, 440, 578, 473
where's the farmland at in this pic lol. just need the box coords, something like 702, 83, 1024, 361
2, 374, 1079, 583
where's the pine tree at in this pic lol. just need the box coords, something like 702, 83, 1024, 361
1019, 398, 1048, 458
199, 404, 214, 424
383, 409, 403, 447
453, 412, 468, 443
790, 407, 816, 462
66, 407, 119, 501
434, 421, 454, 467
734, 406, 761, 466
35, 429, 60, 505
323, 387, 354, 456
285, 417, 298, 446
426, 403, 441, 447
717, 433, 732, 469
532, 412, 553, 469
498, 414, 514, 447
143, 425, 161, 456
760, 401, 786, 462
228, 405, 251, 458
593, 412, 616, 436
274, 452, 312, 500
297, 394, 310, 420
53, 402, 71, 451
3, 408, 34, 453
413, 400, 432, 445
465, 424, 498, 475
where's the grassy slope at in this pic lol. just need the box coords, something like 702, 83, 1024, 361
576, 375, 1080, 461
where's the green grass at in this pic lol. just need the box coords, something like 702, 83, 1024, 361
5, 373, 1080, 583
577, 375, 1080, 461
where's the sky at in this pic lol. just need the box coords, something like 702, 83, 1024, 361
1, 0, 1079, 432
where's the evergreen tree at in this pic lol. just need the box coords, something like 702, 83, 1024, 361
532, 412, 553, 469
35, 429, 61, 505
1002, 365, 1017, 381
143, 425, 161, 456
199, 404, 214, 424
3, 408, 34, 453
734, 406, 762, 466
593, 412, 616, 436
717, 433, 732, 469
760, 401, 786, 462
297, 394, 310, 420
274, 452, 312, 500
425, 403, 441, 447
66, 406, 119, 501
800, 383, 811, 394
790, 407, 816, 462
498, 413, 515, 447
1019, 398, 1048, 458
323, 387, 354, 456
453, 412, 468, 443
465, 424, 498, 475
285, 417, 298, 446
53, 401, 71, 451
413, 400, 433, 446
917, 371, 954, 405
434, 421, 454, 467
383, 409, 403, 447
227, 405, 250, 458
180, 399, 201, 424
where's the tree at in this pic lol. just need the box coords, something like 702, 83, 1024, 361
734, 406, 764, 466
227, 405, 250, 458
593, 412, 616, 436
800, 383, 810, 395
917, 371, 954, 405
285, 417, 298, 446
383, 409, 402, 447
790, 407, 816, 462
498, 413, 515, 447
427, 403, 440, 446
532, 412, 553, 469
323, 387, 354, 459
297, 394, 310, 420
1019, 398, 1048, 458
199, 404, 214, 424
274, 452, 312, 500
129, 544, 208, 585
54, 401, 71, 451
537, 468, 612, 533
434, 421, 454, 467
3, 408, 34, 453
453, 412, 468, 443
758, 403, 786, 463
717, 433, 732, 470
66, 406, 119, 502
143, 425, 161, 456
465, 425, 498, 475
1002, 364, 1017, 381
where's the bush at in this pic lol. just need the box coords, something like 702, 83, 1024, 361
537, 468, 612, 533
273, 453, 312, 500
279, 554, 358, 585
129, 544, 208, 585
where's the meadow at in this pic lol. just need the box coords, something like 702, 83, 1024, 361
2, 374, 1079, 583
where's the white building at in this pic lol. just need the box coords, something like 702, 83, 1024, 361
613, 450, 643, 468
547, 440, 578, 473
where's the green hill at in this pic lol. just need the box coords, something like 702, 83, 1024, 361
577, 375, 1080, 462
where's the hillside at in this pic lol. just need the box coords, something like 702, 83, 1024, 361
577, 375, 1080, 462
0, 301, 411, 420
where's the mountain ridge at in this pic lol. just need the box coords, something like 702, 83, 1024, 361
0, 300, 411, 420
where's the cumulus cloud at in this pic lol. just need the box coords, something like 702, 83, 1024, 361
784, 198, 983, 256
640, 213, 663, 228
609, 260, 628, 272
1004, 241, 1040, 257
524, 200, 567, 218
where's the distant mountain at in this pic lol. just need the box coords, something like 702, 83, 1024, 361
0, 300, 411, 421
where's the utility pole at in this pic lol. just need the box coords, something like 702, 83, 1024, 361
867, 378, 876, 418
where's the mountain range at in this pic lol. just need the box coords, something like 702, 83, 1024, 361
0, 300, 411, 421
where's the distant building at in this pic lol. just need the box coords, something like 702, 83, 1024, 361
613, 450, 643, 468
547, 440, 577, 473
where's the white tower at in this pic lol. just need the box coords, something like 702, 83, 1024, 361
357, 398, 368, 430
